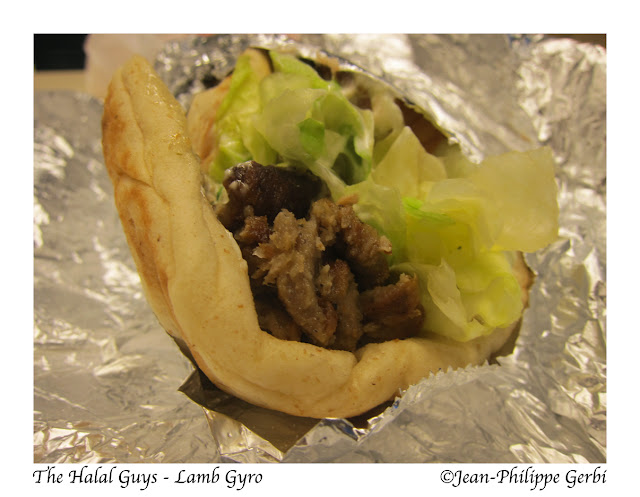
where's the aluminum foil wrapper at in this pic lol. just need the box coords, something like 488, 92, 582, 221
34, 34, 606, 463
34, 91, 221, 462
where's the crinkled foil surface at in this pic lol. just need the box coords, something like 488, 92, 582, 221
34, 34, 606, 463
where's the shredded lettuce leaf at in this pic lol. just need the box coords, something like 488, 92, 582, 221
208, 49, 559, 342
373, 126, 447, 195
394, 252, 523, 342
209, 52, 272, 181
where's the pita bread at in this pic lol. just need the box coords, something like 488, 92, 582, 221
102, 55, 533, 419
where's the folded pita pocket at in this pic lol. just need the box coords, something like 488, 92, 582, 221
102, 55, 532, 419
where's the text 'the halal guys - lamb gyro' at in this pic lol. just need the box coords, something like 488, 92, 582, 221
101, 47, 559, 419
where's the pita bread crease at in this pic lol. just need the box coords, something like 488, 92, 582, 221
101, 55, 532, 419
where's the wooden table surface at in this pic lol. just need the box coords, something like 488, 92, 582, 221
34, 70, 87, 93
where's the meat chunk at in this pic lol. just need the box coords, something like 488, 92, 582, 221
255, 211, 338, 347
317, 260, 363, 351
311, 198, 391, 289
216, 161, 323, 231
360, 274, 425, 341
235, 215, 271, 246
254, 294, 302, 342
234, 215, 271, 286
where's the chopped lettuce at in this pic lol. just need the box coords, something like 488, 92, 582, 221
208, 49, 559, 342
468, 147, 559, 252
212, 50, 374, 197
209, 51, 272, 181
394, 254, 522, 342
269, 51, 330, 90
344, 178, 408, 263
372, 126, 447, 197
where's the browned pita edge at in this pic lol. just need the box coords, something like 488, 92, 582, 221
102, 55, 533, 419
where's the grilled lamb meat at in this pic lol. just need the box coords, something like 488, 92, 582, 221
216, 160, 323, 231
217, 161, 424, 351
